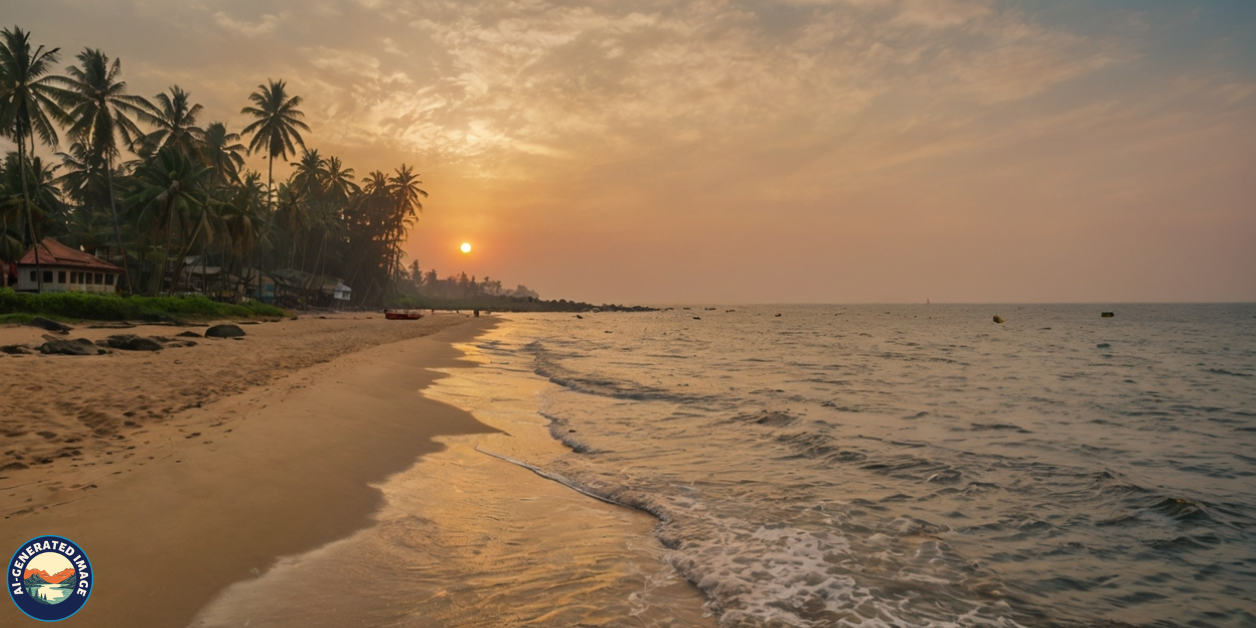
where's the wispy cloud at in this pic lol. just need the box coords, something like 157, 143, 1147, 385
212, 11, 282, 37
6, 0, 1255, 302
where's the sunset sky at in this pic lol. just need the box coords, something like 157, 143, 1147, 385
6, 0, 1254, 303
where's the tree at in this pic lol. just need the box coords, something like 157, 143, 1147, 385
199, 122, 246, 185
135, 85, 204, 156
51, 47, 148, 290
323, 155, 358, 205
240, 79, 308, 210
123, 147, 212, 295
289, 147, 327, 201
0, 26, 69, 291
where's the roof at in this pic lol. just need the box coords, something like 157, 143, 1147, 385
19, 238, 123, 272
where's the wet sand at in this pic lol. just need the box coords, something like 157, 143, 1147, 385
0, 314, 497, 627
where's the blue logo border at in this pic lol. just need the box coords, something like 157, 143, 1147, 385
7, 535, 93, 622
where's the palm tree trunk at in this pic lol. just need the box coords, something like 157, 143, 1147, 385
267, 154, 274, 212
104, 156, 133, 293
16, 137, 42, 293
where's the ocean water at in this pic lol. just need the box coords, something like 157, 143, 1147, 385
194, 304, 1256, 627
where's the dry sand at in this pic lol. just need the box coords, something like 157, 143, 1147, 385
0, 313, 497, 627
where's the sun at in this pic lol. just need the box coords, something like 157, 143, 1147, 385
460, 242, 472, 254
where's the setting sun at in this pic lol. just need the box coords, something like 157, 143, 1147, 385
460, 242, 472, 254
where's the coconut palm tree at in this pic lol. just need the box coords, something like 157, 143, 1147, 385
273, 181, 308, 268
289, 147, 326, 201
219, 171, 267, 297
323, 155, 358, 205
199, 122, 246, 185
0, 153, 66, 251
123, 147, 211, 294
51, 47, 148, 290
135, 85, 204, 156
240, 79, 308, 210
0, 26, 69, 291
385, 164, 426, 285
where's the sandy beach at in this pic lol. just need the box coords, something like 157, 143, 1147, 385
0, 313, 498, 626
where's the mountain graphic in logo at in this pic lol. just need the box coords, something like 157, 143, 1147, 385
8, 535, 94, 621
22, 554, 77, 605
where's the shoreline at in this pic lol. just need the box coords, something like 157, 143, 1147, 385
188, 322, 715, 627
0, 314, 498, 627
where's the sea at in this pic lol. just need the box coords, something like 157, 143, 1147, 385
192, 304, 1256, 628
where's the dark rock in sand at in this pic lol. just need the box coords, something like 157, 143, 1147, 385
233, 321, 261, 325
206, 324, 246, 338
176, 331, 202, 338
28, 317, 72, 334
100, 334, 164, 351
87, 322, 136, 329
1, 344, 33, 355
39, 335, 108, 356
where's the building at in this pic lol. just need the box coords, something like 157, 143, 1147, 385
16, 238, 124, 294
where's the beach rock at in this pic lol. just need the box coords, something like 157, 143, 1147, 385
206, 324, 246, 338
176, 331, 202, 338
993, 315, 1005, 324
39, 336, 107, 356
99, 334, 164, 352
1, 344, 33, 355
28, 317, 72, 334
1101, 312, 1115, 318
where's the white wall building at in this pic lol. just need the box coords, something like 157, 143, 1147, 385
16, 238, 123, 294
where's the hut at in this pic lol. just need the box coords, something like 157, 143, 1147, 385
16, 238, 124, 294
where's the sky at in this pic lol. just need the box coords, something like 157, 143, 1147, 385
5, 0, 1255, 303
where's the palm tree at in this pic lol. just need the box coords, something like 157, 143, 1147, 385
386, 164, 426, 286
1, 152, 66, 249
199, 122, 246, 185
388, 164, 427, 216
219, 172, 266, 297
0, 26, 69, 291
289, 147, 326, 200
123, 147, 211, 294
135, 85, 204, 156
240, 79, 308, 210
273, 181, 308, 268
51, 47, 148, 291
323, 155, 358, 205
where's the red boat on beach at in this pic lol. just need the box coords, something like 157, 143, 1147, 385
384, 310, 424, 320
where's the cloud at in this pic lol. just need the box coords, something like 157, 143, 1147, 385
213, 11, 281, 37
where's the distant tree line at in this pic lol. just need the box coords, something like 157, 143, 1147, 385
0, 26, 425, 306
398, 260, 539, 301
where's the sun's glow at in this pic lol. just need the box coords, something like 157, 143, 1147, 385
460, 242, 472, 254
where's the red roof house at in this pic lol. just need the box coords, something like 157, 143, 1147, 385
17, 238, 123, 293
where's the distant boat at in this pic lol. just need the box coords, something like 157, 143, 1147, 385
384, 309, 423, 320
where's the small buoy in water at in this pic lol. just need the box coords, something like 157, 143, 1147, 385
1101, 312, 1115, 318
993, 315, 1004, 324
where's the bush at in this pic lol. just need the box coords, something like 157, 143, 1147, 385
0, 289, 286, 321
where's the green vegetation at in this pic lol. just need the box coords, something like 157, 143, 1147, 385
0, 26, 425, 306
0, 287, 284, 321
